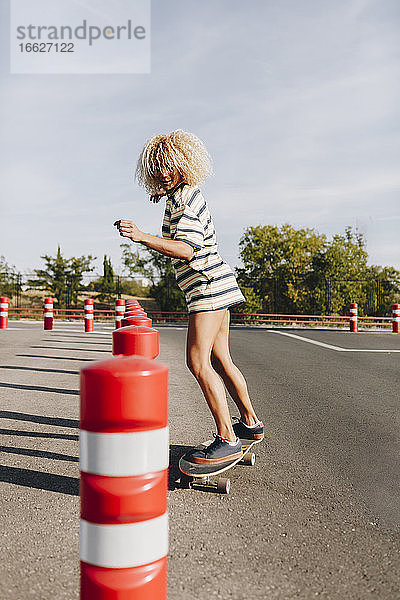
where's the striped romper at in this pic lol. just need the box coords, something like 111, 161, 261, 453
162, 182, 245, 313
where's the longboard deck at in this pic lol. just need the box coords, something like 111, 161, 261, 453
179, 437, 262, 478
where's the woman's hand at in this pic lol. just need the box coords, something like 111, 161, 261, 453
113, 219, 143, 242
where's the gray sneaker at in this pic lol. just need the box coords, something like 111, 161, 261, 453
190, 434, 243, 465
233, 417, 264, 441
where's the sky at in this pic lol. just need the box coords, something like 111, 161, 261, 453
1, 0, 399, 276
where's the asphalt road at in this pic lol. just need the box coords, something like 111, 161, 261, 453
0, 322, 399, 599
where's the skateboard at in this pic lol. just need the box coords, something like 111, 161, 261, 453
178, 437, 262, 494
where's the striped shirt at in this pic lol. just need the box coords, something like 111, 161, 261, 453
162, 182, 245, 313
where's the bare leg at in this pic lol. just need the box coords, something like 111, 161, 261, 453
211, 309, 259, 426
186, 309, 236, 441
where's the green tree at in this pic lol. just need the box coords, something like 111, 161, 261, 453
236, 285, 263, 314
236, 224, 326, 313
307, 227, 369, 314
121, 243, 186, 311
29, 246, 95, 306
94, 255, 116, 303
0, 256, 20, 299
119, 278, 150, 298
236, 224, 400, 316
365, 265, 400, 316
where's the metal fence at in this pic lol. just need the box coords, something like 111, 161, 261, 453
1, 272, 398, 318
4, 306, 396, 330
264, 277, 397, 317
0, 273, 152, 309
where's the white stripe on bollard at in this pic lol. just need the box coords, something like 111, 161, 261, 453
80, 513, 169, 568
80, 427, 169, 476
0, 297, 8, 329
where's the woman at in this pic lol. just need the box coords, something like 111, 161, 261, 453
114, 129, 263, 464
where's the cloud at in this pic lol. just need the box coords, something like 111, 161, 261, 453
1, 0, 399, 272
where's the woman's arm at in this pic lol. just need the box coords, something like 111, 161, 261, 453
114, 219, 194, 261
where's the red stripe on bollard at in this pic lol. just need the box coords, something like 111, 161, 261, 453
80, 355, 168, 599
115, 299, 126, 329
0, 297, 9, 329
81, 356, 167, 431
125, 310, 147, 318
126, 299, 141, 308
80, 470, 168, 523
393, 304, 400, 333
44, 297, 54, 330
122, 316, 152, 328
113, 325, 159, 359
349, 302, 358, 332
81, 560, 167, 600
84, 299, 94, 333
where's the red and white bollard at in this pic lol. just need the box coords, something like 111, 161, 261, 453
0, 297, 8, 329
44, 297, 54, 330
113, 325, 159, 359
122, 315, 152, 328
126, 299, 140, 306
392, 304, 400, 334
115, 299, 125, 329
125, 310, 147, 318
349, 302, 358, 332
84, 299, 94, 333
125, 303, 143, 310
80, 355, 168, 599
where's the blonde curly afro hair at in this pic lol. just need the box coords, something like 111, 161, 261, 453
135, 129, 213, 195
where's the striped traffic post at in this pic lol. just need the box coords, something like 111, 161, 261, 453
0, 297, 8, 329
84, 299, 94, 333
349, 303, 358, 332
113, 325, 159, 359
125, 303, 143, 310
80, 355, 168, 599
44, 297, 54, 330
393, 304, 400, 333
122, 315, 152, 328
115, 299, 126, 329
125, 310, 147, 318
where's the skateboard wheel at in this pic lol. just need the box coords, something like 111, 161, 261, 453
242, 452, 256, 466
217, 478, 230, 494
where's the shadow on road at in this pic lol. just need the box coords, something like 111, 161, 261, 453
31, 345, 110, 353
0, 465, 79, 495
42, 338, 111, 346
0, 410, 78, 428
52, 334, 111, 339
16, 354, 93, 362
0, 382, 78, 395
0, 428, 78, 441
169, 444, 194, 490
0, 365, 79, 375
0, 445, 78, 462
